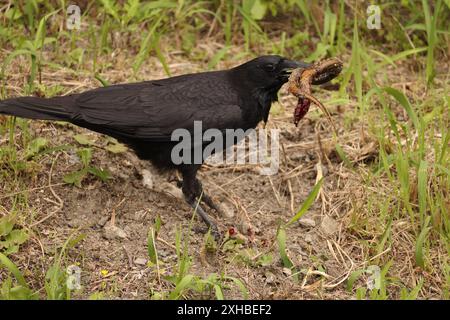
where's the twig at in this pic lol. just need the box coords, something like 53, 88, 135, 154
268, 176, 283, 208
157, 237, 177, 251
323, 240, 355, 289
287, 179, 295, 214
110, 197, 126, 226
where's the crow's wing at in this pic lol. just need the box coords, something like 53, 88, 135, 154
72, 72, 244, 141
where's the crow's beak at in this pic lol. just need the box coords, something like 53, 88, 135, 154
280, 59, 310, 77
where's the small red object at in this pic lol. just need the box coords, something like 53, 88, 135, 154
228, 227, 237, 236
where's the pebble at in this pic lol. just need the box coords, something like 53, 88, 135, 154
320, 215, 339, 235
102, 224, 128, 240
298, 217, 316, 228
304, 233, 315, 243
134, 258, 147, 266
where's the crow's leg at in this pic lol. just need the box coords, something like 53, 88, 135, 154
180, 165, 220, 237
200, 193, 223, 213
185, 197, 219, 237
180, 167, 226, 217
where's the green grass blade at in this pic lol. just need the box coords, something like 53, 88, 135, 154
415, 216, 431, 269
169, 274, 194, 300
0, 252, 29, 288
276, 226, 293, 269
418, 160, 428, 225
383, 87, 420, 131
286, 178, 323, 226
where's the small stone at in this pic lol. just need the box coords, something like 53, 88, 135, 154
298, 217, 316, 228
102, 224, 128, 240
304, 233, 314, 243
320, 215, 339, 235
141, 169, 153, 189
134, 258, 147, 266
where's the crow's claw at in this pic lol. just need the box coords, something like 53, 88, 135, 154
187, 198, 221, 240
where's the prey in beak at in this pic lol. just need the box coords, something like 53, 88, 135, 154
287, 58, 343, 130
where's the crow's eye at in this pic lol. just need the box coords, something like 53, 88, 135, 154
265, 63, 276, 71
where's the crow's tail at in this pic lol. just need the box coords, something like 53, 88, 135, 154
0, 96, 74, 121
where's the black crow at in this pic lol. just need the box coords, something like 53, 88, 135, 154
0, 55, 318, 236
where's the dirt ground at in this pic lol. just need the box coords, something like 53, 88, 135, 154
1, 52, 443, 300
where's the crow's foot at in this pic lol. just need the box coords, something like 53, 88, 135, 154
186, 197, 221, 240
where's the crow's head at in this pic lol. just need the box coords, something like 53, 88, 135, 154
233, 55, 309, 91
232, 55, 310, 123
